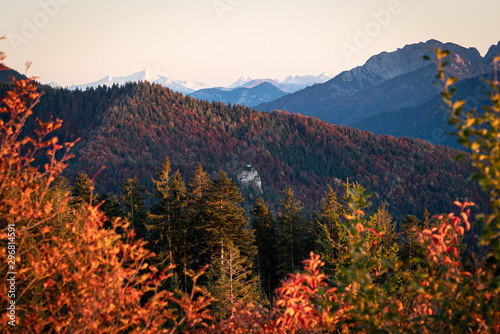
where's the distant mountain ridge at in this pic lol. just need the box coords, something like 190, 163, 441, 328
187, 73, 334, 108
59, 71, 333, 100
228, 72, 333, 93
256, 39, 499, 132
189, 82, 287, 107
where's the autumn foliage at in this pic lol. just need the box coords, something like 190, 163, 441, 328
0, 76, 214, 333
0, 51, 499, 333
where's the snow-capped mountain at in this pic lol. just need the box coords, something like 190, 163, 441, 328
47, 81, 61, 89
68, 70, 208, 95
228, 76, 253, 89
225, 72, 334, 93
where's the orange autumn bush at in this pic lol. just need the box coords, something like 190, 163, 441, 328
0, 75, 214, 332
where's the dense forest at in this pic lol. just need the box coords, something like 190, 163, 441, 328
0, 77, 489, 223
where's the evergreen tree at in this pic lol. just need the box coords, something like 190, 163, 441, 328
198, 171, 256, 265
167, 171, 189, 268
399, 215, 422, 272
121, 178, 148, 239
251, 197, 279, 303
148, 158, 172, 261
188, 164, 211, 206
46, 176, 74, 238
187, 163, 211, 269
369, 204, 398, 257
276, 187, 312, 277
148, 158, 191, 290
70, 173, 96, 207
96, 192, 123, 222
208, 241, 259, 320
366, 205, 399, 277
315, 187, 349, 275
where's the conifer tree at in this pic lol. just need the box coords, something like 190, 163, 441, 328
187, 163, 211, 269
251, 197, 279, 302
198, 171, 256, 265
148, 158, 172, 260
188, 163, 211, 212
208, 241, 259, 320
45, 176, 74, 238
121, 178, 148, 239
276, 187, 311, 277
70, 173, 96, 207
315, 187, 349, 275
366, 205, 399, 282
149, 158, 191, 289
399, 215, 422, 272
96, 192, 123, 222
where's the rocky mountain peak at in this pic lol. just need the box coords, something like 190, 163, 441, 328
485, 41, 500, 65
363, 39, 484, 81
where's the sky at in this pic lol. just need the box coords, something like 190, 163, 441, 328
1, 0, 499, 87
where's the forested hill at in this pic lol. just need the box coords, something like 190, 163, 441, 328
3, 80, 488, 220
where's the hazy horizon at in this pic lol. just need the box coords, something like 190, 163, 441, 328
1, 0, 499, 87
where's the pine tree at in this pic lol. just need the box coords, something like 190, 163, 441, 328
276, 187, 311, 277
399, 215, 422, 272
148, 158, 173, 262
315, 187, 349, 275
45, 176, 74, 238
187, 164, 211, 270
367, 205, 399, 277
96, 192, 123, 222
70, 173, 96, 207
198, 171, 256, 265
148, 158, 191, 290
251, 197, 279, 303
121, 178, 148, 239
168, 171, 189, 270
369, 204, 398, 256
189, 164, 210, 203
208, 241, 259, 320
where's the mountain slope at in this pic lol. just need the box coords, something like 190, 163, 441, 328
0, 64, 27, 82
353, 71, 499, 148
256, 66, 385, 123
4, 80, 487, 221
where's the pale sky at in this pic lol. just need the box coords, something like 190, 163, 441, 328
1, 0, 499, 87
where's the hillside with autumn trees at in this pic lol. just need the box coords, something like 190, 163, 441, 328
0, 76, 489, 222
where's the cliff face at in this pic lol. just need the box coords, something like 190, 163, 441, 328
363, 40, 486, 81
237, 166, 262, 193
